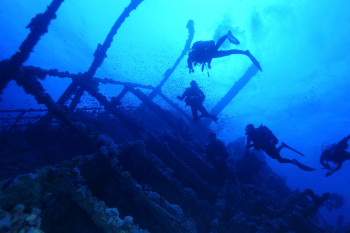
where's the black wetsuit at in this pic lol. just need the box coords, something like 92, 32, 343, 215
179, 86, 217, 122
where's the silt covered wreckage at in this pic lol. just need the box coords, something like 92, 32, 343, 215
0, 1, 346, 232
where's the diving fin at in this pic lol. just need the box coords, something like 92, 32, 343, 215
246, 50, 262, 71
292, 159, 316, 172
227, 31, 240, 45
281, 142, 305, 157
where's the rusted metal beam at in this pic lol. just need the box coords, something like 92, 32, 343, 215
10, 0, 65, 68
77, 81, 143, 137
110, 87, 129, 107
128, 87, 188, 131
22, 65, 155, 90
87, 0, 145, 77
58, 0, 145, 109
12, 71, 94, 145
0, 107, 103, 113
155, 90, 192, 122
148, 20, 194, 99
210, 65, 258, 116
69, 87, 85, 110
203, 65, 259, 126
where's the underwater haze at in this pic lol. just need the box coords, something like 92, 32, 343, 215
1, 0, 350, 229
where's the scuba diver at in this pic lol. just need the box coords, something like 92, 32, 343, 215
187, 30, 262, 73
205, 133, 229, 178
245, 124, 315, 171
177, 80, 218, 122
320, 135, 350, 177
205, 133, 238, 186
274, 189, 334, 220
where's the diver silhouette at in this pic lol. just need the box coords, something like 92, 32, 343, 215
320, 135, 350, 177
177, 80, 218, 122
245, 124, 315, 171
205, 133, 229, 178
187, 30, 262, 73
205, 133, 238, 187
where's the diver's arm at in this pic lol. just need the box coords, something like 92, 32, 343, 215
177, 89, 188, 101
245, 137, 254, 156
198, 89, 205, 101
246, 136, 253, 149
320, 157, 331, 170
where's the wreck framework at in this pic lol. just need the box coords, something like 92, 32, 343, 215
0, 0, 258, 140
0, 1, 342, 233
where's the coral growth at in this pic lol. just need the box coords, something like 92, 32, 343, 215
0, 204, 43, 233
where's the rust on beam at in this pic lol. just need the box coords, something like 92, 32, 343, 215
110, 87, 129, 107
12, 70, 94, 145
10, 0, 65, 67
69, 87, 85, 110
128, 87, 189, 131
60, 0, 145, 111
22, 65, 155, 90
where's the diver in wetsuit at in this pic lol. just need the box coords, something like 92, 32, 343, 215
177, 80, 218, 122
245, 124, 315, 171
187, 31, 262, 73
205, 133, 229, 179
320, 135, 350, 177
205, 133, 238, 186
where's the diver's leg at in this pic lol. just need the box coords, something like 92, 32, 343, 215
215, 35, 227, 50
276, 156, 294, 164
198, 104, 209, 117
213, 50, 262, 71
198, 104, 217, 122
277, 143, 285, 153
215, 31, 240, 50
227, 31, 240, 44
191, 105, 200, 122
279, 142, 305, 157
212, 50, 247, 58
276, 155, 315, 171
292, 159, 316, 171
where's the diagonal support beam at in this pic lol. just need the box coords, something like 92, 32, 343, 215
76, 80, 143, 137
13, 71, 94, 145
1, 0, 64, 94
128, 87, 189, 132
10, 0, 65, 68
57, 0, 145, 108
204, 65, 259, 126
147, 20, 194, 99
87, 0, 145, 77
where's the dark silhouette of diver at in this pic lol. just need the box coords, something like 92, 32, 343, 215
320, 135, 350, 177
205, 133, 229, 180
245, 124, 315, 171
205, 133, 238, 186
187, 30, 262, 73
177, 80, 218, 122
275, 189, 331, 218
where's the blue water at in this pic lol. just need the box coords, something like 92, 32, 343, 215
1, 0, 350, 226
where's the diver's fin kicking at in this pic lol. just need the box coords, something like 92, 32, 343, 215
281, 142, 305, 157
227, 31, 240, 45
246, 50, 262, 71
292, 159, 316, 172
